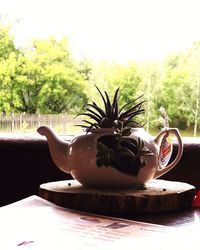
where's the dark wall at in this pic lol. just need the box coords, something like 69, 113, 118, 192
162, 140, 200, 189
0, 135, 70, 206
0, 135, 199, 206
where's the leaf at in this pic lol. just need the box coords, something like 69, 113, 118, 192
94, 85, 108, 115
117, 147, 136, 158
118, 94, 144, 114
120, 140, 138, 154
119, 101, 146, 120
88, 102, 106, 117
104, 91, 112, 119
121, 136, 138, 146
123, 120, 141, 128
81, 120, 99, 128
113, 120, 123, 131
100, 118, 113, 128
111, 87, 120, 120
96, 142, 111, 167
140, 147, 155, 156
76, 112, 101, 123
85, 106, 102, 120
121, 127, 131, 136
96, 128, 155, 177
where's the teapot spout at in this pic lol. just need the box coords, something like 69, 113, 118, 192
37, 126, 70, 173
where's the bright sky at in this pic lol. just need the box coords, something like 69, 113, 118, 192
1, 0, 200, 63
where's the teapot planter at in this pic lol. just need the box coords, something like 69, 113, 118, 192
37, 126, 183, 189
38, 86, 183, 190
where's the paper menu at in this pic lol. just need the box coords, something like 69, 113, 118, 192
0, 195, 191, 250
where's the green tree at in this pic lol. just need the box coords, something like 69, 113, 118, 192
0, 52, 18, 113
0, 22, 20, 113
0, 32, 88, 114
0, 23, 18, 59
38, 63, 87, 114
159, 53, 190, 130
178, 41, 200, 135
109, 63, 142, 105
139, 62, 163, 132
85, 61, 142, 105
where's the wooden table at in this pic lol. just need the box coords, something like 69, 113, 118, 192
124, 206, 200, 227
39, 179, 199, 227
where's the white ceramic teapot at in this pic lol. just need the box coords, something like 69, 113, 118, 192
37, 126, 183, 189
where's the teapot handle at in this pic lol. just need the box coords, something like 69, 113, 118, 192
154, 128, 183, 178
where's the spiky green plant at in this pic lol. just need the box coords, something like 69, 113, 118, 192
77, 86, 154, 177
79, 85, 145, 132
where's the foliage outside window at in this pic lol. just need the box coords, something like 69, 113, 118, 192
0, 22, 200, 136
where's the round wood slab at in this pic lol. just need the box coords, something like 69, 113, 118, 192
39, 179, 196, 214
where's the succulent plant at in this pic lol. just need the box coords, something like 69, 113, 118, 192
77, 85, 154, 177
79, 85, 145, 131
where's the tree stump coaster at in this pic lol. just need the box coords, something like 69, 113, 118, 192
39, 179, 196, 214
